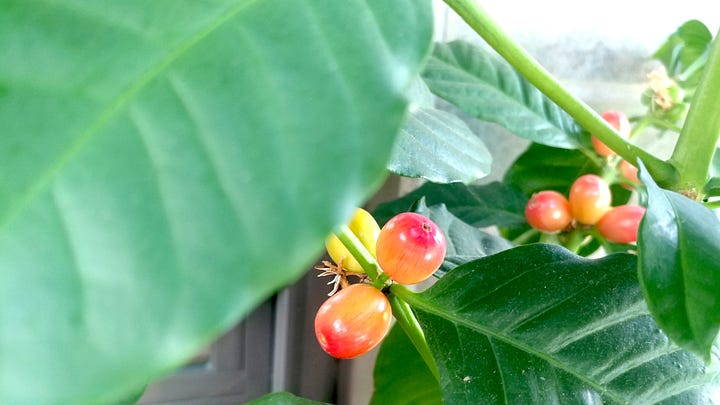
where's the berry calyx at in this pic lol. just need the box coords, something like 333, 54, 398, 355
569, 174, 612, 225
525, 190, 573, 233
597, 204, 646, 244
591, 110, 631, 157
325, 208, 380, 273
375, 212, 446, 285
314, 284, 392, 359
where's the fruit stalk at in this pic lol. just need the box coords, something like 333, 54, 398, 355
389, 287, 440, 380
441, 0, 677, 187
336, 224, 387, 289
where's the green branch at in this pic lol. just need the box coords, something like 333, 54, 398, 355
336, 225, 388, 289
388, 290, 440, 381
442, 0, 678, 187
670, 29, 720, 199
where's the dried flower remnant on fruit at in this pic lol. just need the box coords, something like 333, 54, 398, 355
315, 259, 366, 296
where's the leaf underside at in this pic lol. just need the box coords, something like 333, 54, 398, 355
422, 41, 584, 149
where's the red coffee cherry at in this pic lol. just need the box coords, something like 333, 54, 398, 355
569, 174, 612, 225
375, 212, 446, 285
597, 204, 646, 244
525, 190, 573, 233
314, 284, 392, 359
591, 110, 631, 157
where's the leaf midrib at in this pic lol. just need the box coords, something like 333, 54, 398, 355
394, 285, 630, 405
0, 0, 260, 232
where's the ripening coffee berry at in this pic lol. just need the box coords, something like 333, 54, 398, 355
569, 174, 612, 225
619, 160, 639, 184
525, 190, 573, 233
375, 212, 446, 285
597, 204, 646, 243
591, 110, 631, 157
325, 208, 380, 273
314, 284, 392, 359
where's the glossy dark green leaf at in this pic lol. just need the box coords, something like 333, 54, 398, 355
0, 1, 432, 402
504, 144, 598, 196
371, 325, 442, 405
415, 201, 514, 274
637, 163, 720, 360
504, 143, 632, 206
398, 244, 720, 404
373, 181, 527, 228
653, 20, 712, 85
423, 41, 584, 149
247, 392, 330, 405
389, 105, 492, 184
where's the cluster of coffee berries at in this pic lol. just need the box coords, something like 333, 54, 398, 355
591, 110, 640, 186
525, 174, 645, 244
314, 209, 446, 359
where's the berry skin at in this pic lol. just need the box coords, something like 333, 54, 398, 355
619, 160, 639, 184
525, 191, 573, 233
591, 110, 631, 157
597, 205, 646, 244
375, 213, 446, 285
314, 284, 392, 359
325, 208, 380, 273
569, 174, 612, 225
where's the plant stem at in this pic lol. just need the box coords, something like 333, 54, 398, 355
511, 228, 539, 244
336, 225, 386, 289
442, 0, 677, 187
388, 290, 440, 381
563, 228, 586, 254
669, 29, 720, 199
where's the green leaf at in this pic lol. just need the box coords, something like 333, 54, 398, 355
504, 143, 631, 206
371, 325, 442, 405
388, 105, 492, 184
0, 1, 432, 403
422, 41, 584, 149
504, 144, 597, 196
373, 181, 527, 228
414, 201, 514, 274
395, 244, 720, 404
637, 162, 720, 360
247, 392, 331, 405
653, 20, 712, 85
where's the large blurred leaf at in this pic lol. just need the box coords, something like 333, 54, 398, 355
373, 181, 527, 228
422, 41, 584, 149
371, 325, 442, 405
637, 163, 720, 360
504, 143, 631, 206
0, 1, 432, 402
415, 201, 514, 274
653, 20, 712, 86
395, 244, 720, 404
